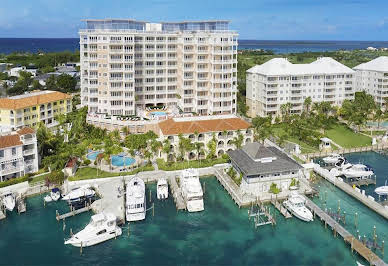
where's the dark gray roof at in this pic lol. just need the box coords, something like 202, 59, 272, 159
227, 142, 302, 176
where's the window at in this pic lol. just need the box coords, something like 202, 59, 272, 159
0, 150, 3, 158
12, 148, 16, 156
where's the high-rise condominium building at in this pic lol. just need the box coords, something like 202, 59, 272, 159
79, 19, 238, 116
354, 56, 388, 107
246, 57, 355, 117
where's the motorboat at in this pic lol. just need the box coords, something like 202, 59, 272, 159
157, 178, 168, 200
62, 185, 95, 202
44, 188, 61, 202
2, 192, 16, 212
126, 177, 146, 222
180, 169, 204, 212
64, 213, 122, 247
283, 192, 313, 222
375, 181, 388, 196
322, 153, 343, 164
334, 157, 352, 170
342, 164, 374, 179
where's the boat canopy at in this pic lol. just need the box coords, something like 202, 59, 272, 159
52, 188, 60, 193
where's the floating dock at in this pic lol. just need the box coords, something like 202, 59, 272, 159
56, 205, 92, 221
168, 176, 186, 210
304, 197, 387, 266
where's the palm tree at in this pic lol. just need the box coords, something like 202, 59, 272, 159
150, 140, 162, 158
122, 126, 130, 137
194, 142, 204, 160
144, 150, 153, 165
232, 130, 244, 149
303, 96, 312, 114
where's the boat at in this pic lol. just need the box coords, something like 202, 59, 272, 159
335, 157, 352, 169
283, 192, 313, 222
157, 178, 168, 200
126, 177, 146, 222
64, 213, 122, 247
375, 181, 388, 196
180, 169, 204, 212
44, 188, 61, 202
62, 185, 95, 202
2, 192, 16, 212
322, 153, 343, 164
342, 164, 374, 179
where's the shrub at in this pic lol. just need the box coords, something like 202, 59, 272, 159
269, 183, 281, 194
83, 159, 91, 166
46, 171, 65, 185
0, 176, 30, 188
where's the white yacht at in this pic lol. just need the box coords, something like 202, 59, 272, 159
44, 188, 61, 203
126, 177, 146, 222
157, 178, 168, 200
180, 169, 204, 212
335, 157, 352, 170
2, 192, 16, 212
62, 185, 95, 202
342, 164, 374, 179
64, 213, 122, 247
322, 153, 342, 164
283, 192, 313, 222
375, 181, 388, 196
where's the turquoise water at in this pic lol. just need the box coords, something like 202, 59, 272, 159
367, 121, 388, 128
0, 178, 371, 266
111, 156, 135, 167
150, 111, 167, 116
87, 151, 101, 160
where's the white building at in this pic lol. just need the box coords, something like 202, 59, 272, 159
0, 127, 39, 182
354, 56, 388, 107
246, 57, 355, 117
8, 66, 37, 78
79, 19, 238, 116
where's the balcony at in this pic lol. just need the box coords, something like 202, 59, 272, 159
23, 148, 35, 155
0, 166, 23, 176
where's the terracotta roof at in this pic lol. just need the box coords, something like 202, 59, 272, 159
0, 134, 22, 149
17, 127, 35, 135
158, 117, 251, 135
0, 91, 72, 110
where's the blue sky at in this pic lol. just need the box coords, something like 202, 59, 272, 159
0, 0, 387, 40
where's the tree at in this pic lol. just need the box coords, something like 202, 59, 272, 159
303, 96, 312, 114
280, 103, 291, 122
232, 130, 244, 149
32, 79, 43, 90
206, 135, 217, 159
252, 116, 272, 143
56, 74, 77, 92
150, 139, 162, 158
373, 109, 383, 128
194, 142, 204, 160
46, 75, 57, 91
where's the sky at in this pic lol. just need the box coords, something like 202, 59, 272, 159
0, 0, 387, 40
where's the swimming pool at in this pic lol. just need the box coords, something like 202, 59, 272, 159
150, 111, 167, 116
367, 121, 388, 128
87, 151, 101, 160
111, 155, 135, 167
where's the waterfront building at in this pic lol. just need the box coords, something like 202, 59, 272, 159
0, 90, 72, 129
353, 56, 388, 107
246, 57, 355, 117
157, 115, 252, 160
0, 127, 38, 182
227, 142, 302, 195
79, 19, 238, 116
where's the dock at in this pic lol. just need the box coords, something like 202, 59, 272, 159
348, 178, 376, 187
168, 176, 186, 210
304, 197, 387, 266
305, 144, 388, 160
56, 205, 92, 221
313, 164, 388, 220
270, 196, 292, 219
17, 196, 26, 214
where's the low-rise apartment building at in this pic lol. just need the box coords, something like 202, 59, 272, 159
0, 90, 72, 129
0, 127, 39, 182
246, 57, 355, 117
157, 115, 252, 161
354, 56, 388, 107
79, 19, 238, 116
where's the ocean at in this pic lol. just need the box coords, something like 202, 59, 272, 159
1, 38, 388, 55
0, 151, 387, 265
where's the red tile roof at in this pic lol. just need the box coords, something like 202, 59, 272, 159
16, 127, 35, 135
0, 91, 72, 110
158, 117, 251, 135
0, 134, 22, 149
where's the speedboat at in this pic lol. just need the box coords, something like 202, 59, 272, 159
180, 169, 204, 212
62, 185, 95, 202
2, 192, 16, 212
44, 188, 61, 202
64, 213, 122, 247
126, 177, 146, 222
375, 181, 388, 196
283, 192, 313, 222
322, 153, 342, 164
335, 157, 352, 169
157, 178, 168, 200
342, 164, 374, 179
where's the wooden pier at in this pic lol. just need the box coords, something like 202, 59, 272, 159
270, 196, 292, 219
56, 205, 92, 221
348, 178, 376, 187
304, 197, 387, 266
168, 176, 186, 210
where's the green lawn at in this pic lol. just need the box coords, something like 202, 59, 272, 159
157, 157, 229, 171
272, 126, 319, 154
29, 173, 51, 185
360, 130, 386, 136
325, 124, 372, 148
69, 165, 155, 181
